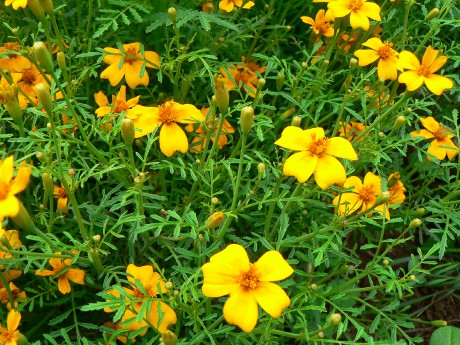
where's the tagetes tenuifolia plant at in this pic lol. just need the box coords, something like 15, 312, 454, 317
201, 244, 294, 333
275, 126, 358, 189
354, 38, 399, 80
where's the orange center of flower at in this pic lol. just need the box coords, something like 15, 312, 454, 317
0, 330, 17, 343
359, 184, 376, 203
239, 264, 261, 289
21, 69, 36, 85
378, 42, 394, 60
55, 188, 68, 199
433, 127, 449, 141
158, 103, 176, 124
234, 71, 252, 85
124, 46, 138, 64
112, 100, 128, 113
347, 0, 364, 11
0, 181, 10, 200
308, 137, 329, 157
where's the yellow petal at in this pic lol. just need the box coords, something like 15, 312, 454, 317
424, 74, 454, 95
144, 51, 160, 69
7, 309, 21, 332
349, 11, 369, 31
0, 156, 14, 186
130, 105, 160, 138
421, 45, 438, 67
100, 63, 125, 87
420, 117, 439, 133
219, 0, 234, 12
283, 151, 317, 183
126, 264, 154, 286
361, 1, 381, 21
35, 269, 56, 277
159, 122, 188, 157
361, 37, 383, 51
398, 70, 424, 91
202, 263, 241, 297
124, 61, 149, 89
427, 140, 447, 160
412, 129, 434, 139
94, 91, 109, 107
444, 138, 459, 160
66, 268, 86, 285
275, 126, 310, 151
398, 51, 420, 70
146, 301, 177, 333
377, 57, 398, 81
354, 49, 380, 66
116, 85, 127, 102
210, 244, 250, 274
363, 172, 382, 195
58, 276, 71, 294
314, 155, 346, 189
173, 103, 205, 124
333, 192, 362, 215
223, 288, 258, 333
242, 1, 254, 9
254, 251, 294, 282
103, 47, 123, 65
10, 164, 31, 195
326, 137, 358, 160
328, 1, 351, 17
300, 16, 316, 26
0, 196, 20, 218
254, 281, 290, 318
429, 56, 447, 73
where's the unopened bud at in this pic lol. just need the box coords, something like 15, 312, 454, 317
276, 73, 285, 91
387, 172, 400, 188
318, 331, 324, 338
286, 25, 291, 32
160, 330, 178, 345
393, 116, 405, 131
257, 162, 265, 174
301, 61, 308, 69
291, 116, 302, 127
378, 131, 385, 138
211, 197, 219, 205
409, 218, 422, 229
121, 118, 135, 146
214, 75, 229, 115
165, 281, 173, 290
38, 0, 53, 14
323, 60, 329, 65
424, 8, 439, 21
68, 169, 76, 177
240, 106, 254, 135
375, 191, 391, 206
57, 52, 66, 72
329, 313, 342, 326
36, 152, 44, 160
28, 0, 45, 21
205, 211, 224, 229
310, 283, 317, 290
35, 83, 53, 115
135, 139, 144, 149
42, 172, 54, 196
431, 320, 447, 327
281, 107, 296, 120
33, 42, 53, 72
168, 7, 177, 23
383, 259, 390, 266
349, 58, 358, 70
257, 78, 266, 90
415, 207, 425, 216
93, 234, 101, 243
409, 274, 416, 281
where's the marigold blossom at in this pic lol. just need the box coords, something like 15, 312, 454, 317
301, 9, 335, 38
0, 42, 31, 72
0, 156, 32, 219
333, 172, 386, 217
387, 173, 406, 209
94, 85, 140, 118
0, 282, 26, 310
127, 100, 205, 157
328, 0, 381, 31
104, 264, 177, 335
354, 38, 399, 80
338, 121, 367, 143
53, 185, 69, 212
202, 244, 294, 333
4, 0, 27, 9
0, 310, 21, 345
220, 64, 259, 97
100, 42, 160, 89
35, 252, 86, 294
411, 117, 458, 161
219, 0, 255, 12
241, 56, 267, 75
398, 46, 454, 95
275, 126, 358, 189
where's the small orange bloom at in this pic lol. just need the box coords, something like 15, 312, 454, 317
220, 64, 259, 97
338, 121, 367, 143
219, 0, 255, 12
53, 185, 69, 212
0, 42, 31, 72
301, 9, 335, 37
94, 85, 140, 118
0, 282, 27, 310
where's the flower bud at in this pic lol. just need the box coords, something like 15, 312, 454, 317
12, 203, 35, 232
214, 75, 229, 115
165, 281, 173, 290
135, 139, 144, 149
301, 61, 308, 69
160, 330, 178, 345
38, 0, 53, 14
257, 78, 266, 90
291, 115, 302, 127
387, 172, 400, 188
383, 259, 390, 266
27, 0, 46, 21
36, 151, 45, 161
375, 191, 391, 206
329, 313, 342, 326
42, 172, 54, 196
393, 116, 405, 131
349, 58, 358, 70
1, 85, 24, 131
257, 162, 265, 174
168, 7, 177, 23
286, 25, 291, 32
409, 218, 422, 229
33, 42, 54, 72
318, 331, 324, 338
431, 320, 447, 327
35, 83, 53, 115
93, 234, 101, 243
211, 197, 219, 205
121, 118, 135, 146
281, 107, 296, 120
57, 52, 66, 72
424, 8, 439, 21
276, 73, 285, 91
240, 106, 254, 135
409, 274, 416, 281
205, 211, 224, 229
415, 207, 425, 216
310, 283, 317, 290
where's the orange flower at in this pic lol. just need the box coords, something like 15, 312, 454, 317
0, 310, 22, 345
219, 0, 255, 12
17, 65, 50, 100
241, 56, 267, 74
328, 0, 381, 31
220, 64, 259, 97
53, 185, 68, 212
338, 121, 367, 143
0, 282, 27, 310
354, 38, 399, 80
301, 9, 335, 37
35, 252, 86, 294
387, 173, 405, 208
94, 85, 140, 118
100, 42, 160, 89
0, 42, 31, 72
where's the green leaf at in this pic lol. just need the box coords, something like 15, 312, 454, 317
430, 326, 460, 345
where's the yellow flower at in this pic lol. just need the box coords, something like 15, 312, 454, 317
0, 310, 21, 345
0, 230, 22, 261
35, 252, 86, 294
387, 173, 406, 208
301, 9, 335, 38
0, 282, 27, 310
328, 0, 381, 31
0, 156, 32, 219
219, 0, 255, 12
275, 126, 358, 189
411, 117, 458, 161
104, 264, 177, 335
100, 42, 160, 89
17, 65, 50, 101
185, 107, 235, 152
0, 42, 31, 73
398, 46, 454, 95
338, 121, 367, 143
201, 244, 294, 333
4, 0, 27, 9
354, 38, 399, 80
333, 172, 386, 217
220, 64, 259, 97
94, 85, 140, 118
128, 100, 205, 157
53, 185, 69, 212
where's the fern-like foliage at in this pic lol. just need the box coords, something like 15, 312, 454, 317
146, 8, 240, 33
93, 0, 150, 38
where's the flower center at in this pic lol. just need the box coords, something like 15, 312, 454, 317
55, 187, 68, 199
234, 71, 252, 85
0, 331, 17, 343
417, 64, 431, 77
239, 264, 260, 289
124, 46, 138, 64
347, 0, 364, 11
433, 127, 449, 141
0, 181, 10, 200
378, 42, 394, 60
158, 103, 176, 124
21, 69, 36, 85
359, 184, 376, 203
112, 100, 128, 113
308, 137, 329, 157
